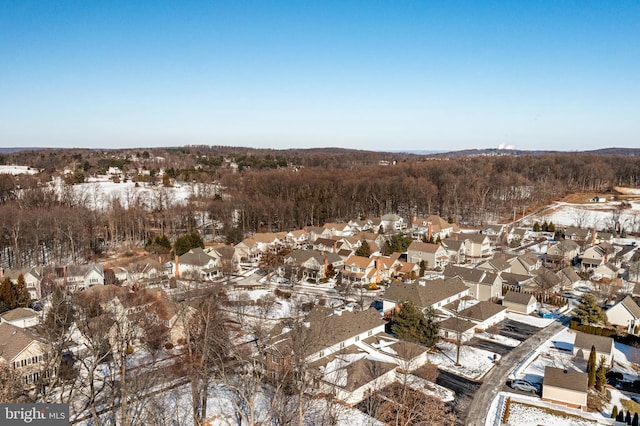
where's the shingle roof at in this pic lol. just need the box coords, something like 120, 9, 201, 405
503, 290, 536, 305
573, 331, 614, 355
0, 308, 38, 322
458, 301, 506, 322
382, 277, 468, 308
439, 317, 476, 333
0, 322, 45, 362
443, 265, 486, 283
543, 366, 587, 393
407, 241, 442, 253
619, 296, 640, 319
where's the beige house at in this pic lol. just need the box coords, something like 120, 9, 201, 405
406, 241, 449, 269
457, 301, 507, 330
502, 291, 537, 315
0, 322, 55, 387
380, 277, 469, 317
542, 366, 588, 410
443, 265, 502, 301
572, 331, 615, 367
0, 308, 39, 328
462, 234, 492, 261
606, 296, 640, 334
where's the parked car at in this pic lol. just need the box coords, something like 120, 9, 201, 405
510, 379, 540, 394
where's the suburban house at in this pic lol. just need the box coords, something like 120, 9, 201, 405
410, 215, 458, 241
64, 263, 105, 291
348, 218, 374, 233
572, 331, 615, 367
542, 366, 588, 411
533, 268, 563, 294
480, 224, 505, 242
341, 255, 378, 285
406, 241, 449, 269
312, 237, 340, 253
606, 296, 640, 334
502, 290, 537, 315
477, 256, 512, 274
456, 301, 507, 331
593, 263, 619, 280
0, 308, 39, 328
380, 214, 406, 232
438, 316, 476, 343
0, 322, 55, 387
285, 229, 310, 249
506, 228, 530, 245
441, 238, 466, 264
284, 250, 343, 281
508, 252, 542, 275
322, 222, 353, 238
581, 243, 615, 270
561, 227, 593, 245
462, 234, 492, 262
557, 266, 581, 290
443, 265, 502, 301
379, 277, 469, 318
1, 267, 44, 300
236, 232, 286, 263
545, 240, 580, 269
172, 248, 218, 280
210, 244, 241, 276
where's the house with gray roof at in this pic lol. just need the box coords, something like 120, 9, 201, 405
606, 295, 640, 334
443, 265, 502, 301
457, 301, 507, 330
542, 366, 588, 411
572, 331, 614, 367
379, 277, 469, 317
502, 290, 537, 314
172, 248, 217, 280
0, 307, 39, 328
0, 322, 54, 387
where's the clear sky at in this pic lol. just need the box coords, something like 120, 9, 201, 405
1, 1, 639, 152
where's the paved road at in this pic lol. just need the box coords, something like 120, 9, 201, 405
465, 319, 566, 426
436, 370, 481, 426
467, 338, 513, 356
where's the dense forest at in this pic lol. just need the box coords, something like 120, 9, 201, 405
1, 146, 640, 268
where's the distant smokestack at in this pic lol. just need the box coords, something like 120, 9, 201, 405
174, 255, 180, 278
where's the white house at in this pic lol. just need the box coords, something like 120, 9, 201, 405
606, 296, 640, 334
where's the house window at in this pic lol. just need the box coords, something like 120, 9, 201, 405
319, 351, 325, 358
271, 354, 280, 364
469, 291, 474, 296
355, 336, 360, 342
367, 330, 373, 337
339, 342, 345, 349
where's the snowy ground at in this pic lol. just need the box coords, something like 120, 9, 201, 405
476, 331, 521, 348
430, 341, 497, 380
529, 201, 640, 234
506, 312, 556, 328
0, 164, 40, 174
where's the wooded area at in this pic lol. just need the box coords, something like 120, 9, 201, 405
2, 147, 640, 268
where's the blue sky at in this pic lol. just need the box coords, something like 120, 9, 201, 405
1, 1, 639, 151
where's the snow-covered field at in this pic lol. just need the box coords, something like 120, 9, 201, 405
529, 201, 640, 234
504, 399, 600, 425
430, 341, 497, 380
0, 164, 39, 175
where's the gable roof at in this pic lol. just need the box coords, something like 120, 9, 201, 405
503, 290, 536, 305
179, 248, 215, 267
501, 272, 535, 287
0, 322, 47, 362
458, 301, 507, 322
573, 331, 614, 354
557, 266, 581, 284
443, 265, 487, 284
464, 234, 490, 244
439, 317, 476, 333
611, 296, 640, 319
543, 366, 587, 392
344, 255, 375, 269
407, 241, 443, 253
0, 308, 38, 322
382, 277, 468, 308
442, 238, 465, 251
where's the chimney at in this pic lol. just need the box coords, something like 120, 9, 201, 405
333, 241, 337, 253
376, 259, 381, 284
428, 223, 433, 241
412, 215, 417, 225
174, 255, 180, 278
454, 233, 458, 241
418, 280, 426, 286
324, 257, 329, 275
591, 230, 596, 246
0, 268, 3, 279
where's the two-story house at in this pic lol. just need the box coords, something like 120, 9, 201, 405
462, 234, 492, 262
2, 267, 44, 300
65, 263, 105, 291
443, 265, 502, 301
406, 241, 449, 269
172, 248, 218, 280
0, 323, 55, 387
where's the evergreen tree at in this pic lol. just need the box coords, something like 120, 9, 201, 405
533, 222, 541, 232
174, 232, 204, 256
15, 274, 31, 308
391, 302, 439, 347
617, 410, 625, 422
595, 355, 607, 392
633, 412, 638, 426
419, 260, 426, 277
626, 411, 631, 425
612, 406, 618, 419
0, 277, 17, 311
355, 240, 371, 257
587, 345, 597, 387
573, 293, 608, 325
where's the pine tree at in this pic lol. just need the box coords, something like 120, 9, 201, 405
15, 274, 31, 308
595, 355, 607, 392
633, 412, 638, 426
0, 277, 17, 311
626, 411, 631, 425
587, 345, 597, 387
419, 260, 426, 277
392, 302, 439, 347
355, 240, 371, 257
612, 405, 618, 419
573, 293, 608, 325
533, 222, 540, 232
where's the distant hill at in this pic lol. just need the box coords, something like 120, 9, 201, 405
430, 147, 640, 158
0, 147, 49, 153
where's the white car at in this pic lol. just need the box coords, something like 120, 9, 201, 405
510, 379, 540, 394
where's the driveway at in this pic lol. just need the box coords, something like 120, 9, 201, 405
436, 370, 481, 425
465, 319, 565, 426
